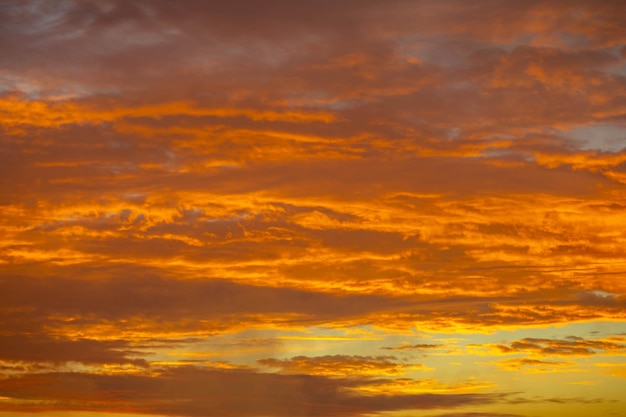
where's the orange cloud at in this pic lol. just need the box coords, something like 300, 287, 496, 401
257, 354, 422, 377
2, 1, 626, 415
492, 358, 579, 373
469, 336, 626, 359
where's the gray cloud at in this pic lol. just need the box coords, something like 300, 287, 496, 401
0, 366, 505, 417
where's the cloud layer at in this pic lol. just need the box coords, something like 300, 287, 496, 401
1, 1, 626, 416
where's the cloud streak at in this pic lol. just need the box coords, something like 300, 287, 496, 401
0, 367, 505, 417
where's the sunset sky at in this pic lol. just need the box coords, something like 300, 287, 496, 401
1, 1, 626, 416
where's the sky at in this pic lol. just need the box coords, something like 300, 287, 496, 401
1, 0, 626, 416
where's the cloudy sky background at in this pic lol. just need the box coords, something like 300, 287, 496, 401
1, 1, 626, 416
